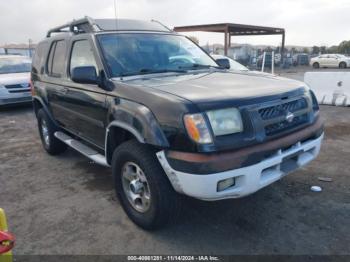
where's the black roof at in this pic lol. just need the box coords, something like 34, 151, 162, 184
47, 17, 172, 37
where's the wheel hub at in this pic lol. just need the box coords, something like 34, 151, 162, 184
121, 162, 151, 213
129, 179, 144, 194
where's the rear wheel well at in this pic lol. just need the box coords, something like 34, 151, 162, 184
106, 126, 140, 164
33, 98, 43, 116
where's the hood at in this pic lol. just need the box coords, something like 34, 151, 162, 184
0, 72, 30, 86
121, 70, 306, 108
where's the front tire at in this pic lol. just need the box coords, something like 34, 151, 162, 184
313, 62, 320, 69
112, 140, 180, 230
37, 109, 67, 155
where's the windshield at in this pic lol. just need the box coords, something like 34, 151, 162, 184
97, 33, 218, 77
0, 57, 32, 74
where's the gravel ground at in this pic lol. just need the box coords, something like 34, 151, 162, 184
0, 104, 349, 255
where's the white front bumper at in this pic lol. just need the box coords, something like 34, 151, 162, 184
157, 134, 323, 201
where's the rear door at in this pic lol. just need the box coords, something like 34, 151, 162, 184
44, 39, 78, 130
318, 55, 327, 67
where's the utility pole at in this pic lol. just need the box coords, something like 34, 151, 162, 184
28, 38, 32, 57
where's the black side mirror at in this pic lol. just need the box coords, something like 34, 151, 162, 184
215, 58, 230, 69
71, 66, 99, 85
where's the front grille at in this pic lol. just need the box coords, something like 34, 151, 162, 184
258, 98, 308, 120
4, 83, 30, 93
258, 97, 310, 136
265, 114, 309, 136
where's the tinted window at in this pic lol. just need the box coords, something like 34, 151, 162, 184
47, 42, 56, 74
47, 40, 66, 77
70, 40, 97, 75
32, 42, 48, 74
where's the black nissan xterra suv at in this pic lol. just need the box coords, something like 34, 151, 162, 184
31, 17, 324, 229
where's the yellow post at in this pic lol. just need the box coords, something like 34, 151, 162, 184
0, 208, 12, 262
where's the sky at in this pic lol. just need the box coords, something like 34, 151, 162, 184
0, 0, 349, 47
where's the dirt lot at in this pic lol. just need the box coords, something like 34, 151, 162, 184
0, 105, 349, 255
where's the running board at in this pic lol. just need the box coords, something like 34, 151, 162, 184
54, 131, 109, 167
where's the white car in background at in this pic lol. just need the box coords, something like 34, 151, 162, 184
211, 54, 249, 71
0, 55, 32, 106
310, 54, 350, 69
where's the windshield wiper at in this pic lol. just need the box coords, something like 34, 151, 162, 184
120, 68, 187, 77
179, 63, 221, 70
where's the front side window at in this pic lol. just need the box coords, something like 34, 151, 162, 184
70, 40, 98, 76
0, 57, 31, 74
97, 33, 218, 77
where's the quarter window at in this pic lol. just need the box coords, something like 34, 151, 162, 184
47, 40, 67, 77
70, 40, 98, 76
32, 42, 48, 74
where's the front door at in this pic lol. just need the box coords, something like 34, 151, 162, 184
60, 37, 108, 148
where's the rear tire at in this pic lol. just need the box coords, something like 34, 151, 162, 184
339, 62, 347, 69
37, 109, 67, 155
313, 62, 320, 69
112, 140, 181, 230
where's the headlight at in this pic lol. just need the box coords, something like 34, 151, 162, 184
206, 108, 243, 136
184, 113, 213, 144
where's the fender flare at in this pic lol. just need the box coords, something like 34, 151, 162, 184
104, 99, 170, 164
32, 96, 59, 127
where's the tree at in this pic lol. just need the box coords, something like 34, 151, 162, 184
320, 46, 327, 54
188, 36, 199, 44
302, 47, 310, 54
338, 40, 350, 55
327, 45, 338, 54
312, 46, 320, 54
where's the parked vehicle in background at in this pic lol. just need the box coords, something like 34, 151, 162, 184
0, 55, 32, 106
274, 53, 281, 65
293, 53, 309, 66
310, 54, 350, 69
32, 17, 324, 229
211, 54, 249, 71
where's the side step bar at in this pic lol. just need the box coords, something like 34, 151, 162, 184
54, 131, 109, 167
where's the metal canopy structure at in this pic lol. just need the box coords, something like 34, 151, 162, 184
174, 23, 285, 61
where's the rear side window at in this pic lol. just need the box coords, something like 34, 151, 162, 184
70, 40, 97, 76
47, 40, 67, 77
32, 42, 48, 74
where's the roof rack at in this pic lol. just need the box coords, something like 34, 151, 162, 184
47, 17, 173, 38
46, 16, 100, 38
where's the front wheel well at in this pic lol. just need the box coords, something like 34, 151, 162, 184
106, 125, 142, 165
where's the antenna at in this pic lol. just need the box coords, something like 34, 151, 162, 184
151, 19, 173, 32
113, 0, 118, 30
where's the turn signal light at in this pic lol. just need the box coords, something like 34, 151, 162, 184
183, 113, 212, 144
